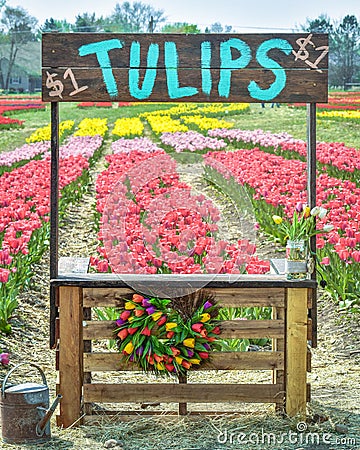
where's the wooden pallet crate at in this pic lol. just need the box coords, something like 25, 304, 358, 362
53, 274, 314, 427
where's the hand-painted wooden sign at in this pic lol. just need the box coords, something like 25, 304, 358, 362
42, 33, 328, 103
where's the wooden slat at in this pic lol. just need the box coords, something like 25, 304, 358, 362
285, 288, 308, 418
84, 351, 284, 372
83, 383, 282, 403
83, 287, 285, 307
52, 273, 317, 289
83, 411, 267, 423
58, 286, 84, 427
42, 33, 328, 69
85, 319, 284, 340
83, 319, 284, 340
42, 67, 327, 103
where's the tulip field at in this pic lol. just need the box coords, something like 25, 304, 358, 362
0, 93, 360, 334
0, 92, 360, 448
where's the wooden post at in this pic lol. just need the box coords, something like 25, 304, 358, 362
272, 304, 285, 412
50, 102, 59, 349
178, 374, 188, 415
285, 288, 308, 417
58, 286, 84, 427
307, 102, 318, 348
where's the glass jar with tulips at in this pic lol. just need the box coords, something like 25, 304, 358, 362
272, 203, 333, 280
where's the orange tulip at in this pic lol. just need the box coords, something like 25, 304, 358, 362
134, 308, 145, 317
181, 360, 191, 369
132, 294, 144, 303
117, 329, 128, 340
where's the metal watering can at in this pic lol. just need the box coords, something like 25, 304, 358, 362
1, 362, 62, 444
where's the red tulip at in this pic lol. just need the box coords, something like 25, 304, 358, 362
191, 323, 204, 333
141, 325, 151, 336
128, 327, 138, 335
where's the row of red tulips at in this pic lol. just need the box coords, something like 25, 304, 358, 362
203, 147, 359, 306
0, 97, 46, 129
0, 134, 105, 333
92, 148, 269, 276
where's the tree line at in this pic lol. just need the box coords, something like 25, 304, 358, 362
0, 0, 359, 91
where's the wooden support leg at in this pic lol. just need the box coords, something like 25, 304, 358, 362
58, 286, 84, 427
285, 288, 308, 418
178, 374, 188, 415
272, 304, 285, 413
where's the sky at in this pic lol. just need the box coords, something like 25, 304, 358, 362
4, 0, 360, 31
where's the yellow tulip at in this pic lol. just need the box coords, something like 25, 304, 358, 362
124, 301, 136, 310
303, 206, 311, 218
175, 356, 183, 365
189, 358, 201, 365
152, 311, 162, 321
165, 322, 177, 331
123, 342, 134, 354
156, 363, 165, 370
200, 313, 211, 323
183, 338, 195, 348
272, 215, 283, 225
128, 316, 134, 323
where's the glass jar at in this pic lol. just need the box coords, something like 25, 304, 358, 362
285, 239, 307, 280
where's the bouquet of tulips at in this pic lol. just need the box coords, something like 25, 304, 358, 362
272, 202, 334, 242
114, 292, 221, 376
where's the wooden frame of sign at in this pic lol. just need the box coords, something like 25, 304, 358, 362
43, 32, 327, 423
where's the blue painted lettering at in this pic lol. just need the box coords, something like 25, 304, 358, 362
248, 38, 292, 101
164, 42, 198, 99
129, 42, 159, 100
201, 41, 212, 96
218, 38, 251, 98
78, 39, 123, 98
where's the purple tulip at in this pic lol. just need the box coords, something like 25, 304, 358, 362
203, 343, 210, 351
187, 349, 194, 357
142, 298, 152, 307
203, 300, 213, 310
295, 201, 303, 213
146, 306, 156, 315
116, 318, 125, 327
136, 345, 144, 356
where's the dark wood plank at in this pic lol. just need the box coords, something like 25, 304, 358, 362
51, 273, 317, 289
42, 67, 327, 103
83, 382, 282, 403
42, 33, 328, 70
84, 351, 285, 371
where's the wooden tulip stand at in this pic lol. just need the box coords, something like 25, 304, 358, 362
42, 32, 328, 426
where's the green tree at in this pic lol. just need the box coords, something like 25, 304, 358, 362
109, 1, 166, 32
162, 22, 201, 34
331, 15, 360, 88
205, 22, 233, 33
302, 14, 360, 88
41, 17, 73, 32
0, 6, 38, 90
74, 12, 99, 32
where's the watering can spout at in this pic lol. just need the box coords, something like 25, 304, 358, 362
36, 394, 62, 437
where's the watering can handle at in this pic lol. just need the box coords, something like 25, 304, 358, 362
1, 362, 47, 397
